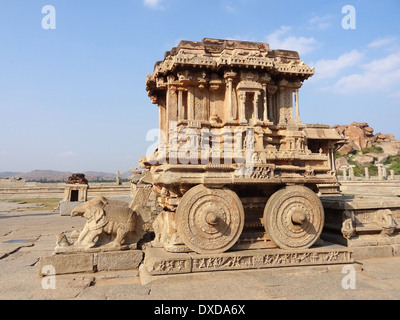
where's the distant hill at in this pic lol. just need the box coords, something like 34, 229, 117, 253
0, 170, 132, 182
0, 172, 23, 178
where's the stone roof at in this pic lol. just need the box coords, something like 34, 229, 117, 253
151, 38, 314, 77
146, 38, 314, 99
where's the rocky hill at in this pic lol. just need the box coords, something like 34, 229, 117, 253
333, 122, 400, 176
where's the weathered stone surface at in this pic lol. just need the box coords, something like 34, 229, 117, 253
352, 245, 394, 260
368, 152, 389, 164
39, 250, 144, 275
337, 141, 360, 155
141, 38, 344, 254
322, 195, 400, 259
143, 248, 192, 276
335, 156, 349, 169
333, 122, 398, 156
56, 197, 142, 251
353, 154, 374, 166
378, 142, 400, 157
58, 201, 84, 216
97, 251, 143, 271
143, 246, 353, 276
39, 253, 94, 275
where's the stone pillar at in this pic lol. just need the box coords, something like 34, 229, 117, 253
294, 89, 301, 123
365, 167, 370, 181
267, 86, 277, 123
383, 166, 387, 180
390, 170, 395, 181
341, 166, 348, 181
116, 171, 120, 185
188, 87, 195, 121
253, 92, 260, 123
226, 78, 233, 122
177, 88, 184, 121
239, 92, 247, 124
330, 148, 337, 174
262, 85, 268, 122
209, 85, 219, 123
349, 165, 355, 181
377, 164, 383, 181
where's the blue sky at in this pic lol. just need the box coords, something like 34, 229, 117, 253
0, 0, 399, 173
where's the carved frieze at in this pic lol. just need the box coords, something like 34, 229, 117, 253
144, 247, 353, 275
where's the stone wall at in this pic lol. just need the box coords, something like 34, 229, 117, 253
0, 183, 132, 200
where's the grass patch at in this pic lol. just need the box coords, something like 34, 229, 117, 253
361, 145, 384, 154
389, 162, 400, 175
0, 198, 61, 211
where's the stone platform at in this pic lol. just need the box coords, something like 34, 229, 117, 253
321, 195, 400, 259
39, 250, 143, 275
141, 243, 353, 277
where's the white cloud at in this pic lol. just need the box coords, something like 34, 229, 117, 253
329, 49, 400, 95
225, 5, 234, 12
367, 36, 397, 48
266, 26, 317, 55
312, 50, 364, 80
143, 0, 164, 9
308, 15, 333, 30
364, 52, 400, 73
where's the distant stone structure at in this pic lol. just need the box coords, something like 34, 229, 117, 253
0, 177, 25, 186
59, 173, 89, 216
67, 173, 88, 185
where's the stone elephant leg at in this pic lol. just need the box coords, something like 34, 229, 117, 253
81, 228, 103, 248
75, 225, 90, 246
109, 228, 128, 248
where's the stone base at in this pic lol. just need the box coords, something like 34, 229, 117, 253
142, 243, 353, 276
39, 250, 143, 276
321, 195, 400, 260
322, 232, 400, 260
58, 201, 84, 216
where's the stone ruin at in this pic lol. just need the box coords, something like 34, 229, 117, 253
40, 38, 400, 277
58, 173, 89, 216
67, 173, 88, 185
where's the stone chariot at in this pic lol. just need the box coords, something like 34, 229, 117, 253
133, 38, 345, 255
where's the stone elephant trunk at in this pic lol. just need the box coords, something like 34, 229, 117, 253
70, 196, 139, 249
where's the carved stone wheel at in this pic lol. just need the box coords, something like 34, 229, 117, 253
263, 186, 324, 250
175, 185, 245, 254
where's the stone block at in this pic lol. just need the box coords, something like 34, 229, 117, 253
96, 250, 143, 271
39, 253, 94, 275
391, 244, 400, 257
352, 245, 394, 260
59, 201, 84, 216
143, 248, 192, 276
142, 246, 353, 276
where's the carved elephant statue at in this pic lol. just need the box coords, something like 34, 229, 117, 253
71, 196, 138, 249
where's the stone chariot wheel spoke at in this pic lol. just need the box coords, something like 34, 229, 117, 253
263, 186, 325, 249
176, 185, 245, 254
